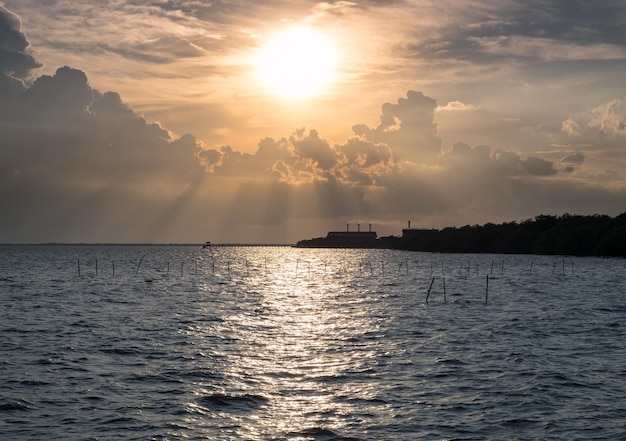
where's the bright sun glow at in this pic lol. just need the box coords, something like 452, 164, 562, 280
256, 27, 337, 100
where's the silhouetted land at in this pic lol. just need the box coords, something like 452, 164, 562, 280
296, 213, 626, 257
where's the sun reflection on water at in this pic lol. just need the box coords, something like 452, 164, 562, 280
186, 247, 387, 438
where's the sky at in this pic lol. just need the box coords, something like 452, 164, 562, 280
1, 1, 625, 244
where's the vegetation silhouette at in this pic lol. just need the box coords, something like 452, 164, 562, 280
297, 213, 626, 257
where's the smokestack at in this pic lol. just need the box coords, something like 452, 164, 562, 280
346, 223, 349, 232
358, 223, 360, 232
408, 220, 411, 229
369, 223, 372, 232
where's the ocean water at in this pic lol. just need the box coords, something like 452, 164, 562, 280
1, 245, 625, 440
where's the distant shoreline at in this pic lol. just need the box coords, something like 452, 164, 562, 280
296, 213, 626, 257
0, 243, 294, 247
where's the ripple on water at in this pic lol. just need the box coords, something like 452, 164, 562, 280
1, 246, 625, 440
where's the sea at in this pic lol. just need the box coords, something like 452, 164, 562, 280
1, 244, 625, 440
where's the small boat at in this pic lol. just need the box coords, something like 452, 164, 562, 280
202, 241, 211, 248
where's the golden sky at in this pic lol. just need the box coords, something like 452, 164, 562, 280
1, 1, 626, 243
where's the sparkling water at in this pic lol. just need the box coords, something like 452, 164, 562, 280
1, 245, 625, 440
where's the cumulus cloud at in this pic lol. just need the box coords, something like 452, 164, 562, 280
0, 5, 41, 93
0, 7, 207, 242
589, 99, 626, 135
554, 99, 626, 167
562, 118, 581, 136
352, 91, 442, 163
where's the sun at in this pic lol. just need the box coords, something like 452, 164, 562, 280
255, 27, 337, 100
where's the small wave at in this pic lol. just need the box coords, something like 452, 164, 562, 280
100, 347, 140, 355
502, 417, 541, 427
337, 395, 387, 405
196, 393, 268, 411
436, 357, 467, 365
0, 400, 34, 412
286, 427, 361, 440
19, 379, 51, 386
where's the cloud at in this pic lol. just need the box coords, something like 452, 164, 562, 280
561, 153, 585, 165
589, 99, 626, 135
0, 16, 206, 243
1, 52, 623, 242
562, 118, 582, 136
353, 91, 442, 163
594, 169, 623, 183
2, 4, 626, 243
112, 36, 207, 64
437, 101, 477, 112
0, 5, 41, 92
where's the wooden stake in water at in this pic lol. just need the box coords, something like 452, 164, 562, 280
134, 256, 144, 277
426, 277, 436, 302
95, 258, 98, 277
442, 277, 446, 302
112, 260, 115, 278
490, 260, 494, 275
181, 261, 184, 277
529, 261, 534, 275
485, 275, 489, 304
77, 259, 81, 277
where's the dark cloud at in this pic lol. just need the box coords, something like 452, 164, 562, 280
522, 156, 557, 176
21, 66, 93, 114
0, 5, 41, 93
291, 129, 337, 172
412, 1, 626, 64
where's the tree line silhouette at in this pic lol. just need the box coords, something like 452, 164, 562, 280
297, 213, 626, 256
390, 213, 626, 257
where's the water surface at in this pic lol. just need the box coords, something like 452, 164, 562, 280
1, 245, 625, 440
